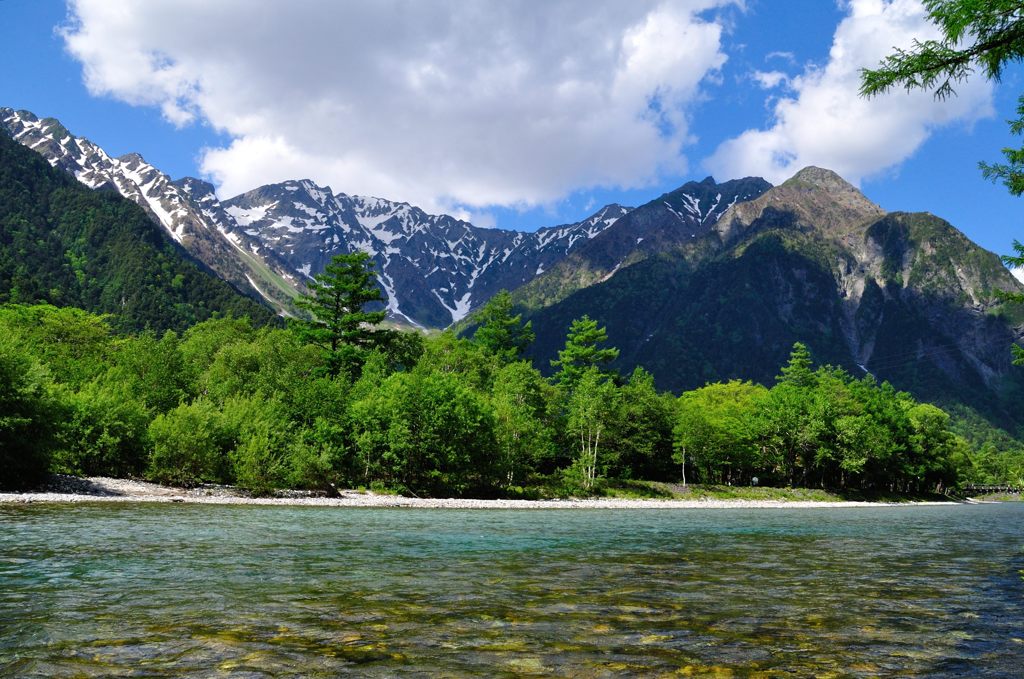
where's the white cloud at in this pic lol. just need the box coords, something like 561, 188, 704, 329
62, 0, 735, 213
751, 70, 788, 89
705, 0, 994, 185
1012, 266, 1024, 286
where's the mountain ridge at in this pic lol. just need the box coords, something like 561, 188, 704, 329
3, 107, 658, 328
0, 108, 302, 315
517, 171, 1024, 431
0, 125, 276, 331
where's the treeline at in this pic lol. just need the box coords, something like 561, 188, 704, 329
1, 253, 1020, 495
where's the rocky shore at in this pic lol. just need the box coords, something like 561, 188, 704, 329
0, 475, 967, 509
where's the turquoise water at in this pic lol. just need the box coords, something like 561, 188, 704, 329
1, 503, 1022, 677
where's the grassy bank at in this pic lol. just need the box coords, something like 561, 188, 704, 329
596, 480, 952, 503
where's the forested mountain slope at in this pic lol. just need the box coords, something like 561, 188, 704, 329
0, 129, 276, 332
519, 167, 1024, 431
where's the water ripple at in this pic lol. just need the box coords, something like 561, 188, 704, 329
1, 503, 1022, 676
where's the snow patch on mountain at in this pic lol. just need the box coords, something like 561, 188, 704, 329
0, 107, 301, 313
3, 107, 770, 329
226, 204, 274, 227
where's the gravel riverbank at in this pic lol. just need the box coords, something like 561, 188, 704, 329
0, 476, 967, 509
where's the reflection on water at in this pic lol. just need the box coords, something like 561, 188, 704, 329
1, 503, 1022, 676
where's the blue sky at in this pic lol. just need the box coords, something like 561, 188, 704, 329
2, 0, 1022, 257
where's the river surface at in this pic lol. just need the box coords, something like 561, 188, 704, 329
1, 503, 1022, 677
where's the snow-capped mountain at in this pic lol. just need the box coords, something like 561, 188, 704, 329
1, 106, 757, 328
510, 175, 774, 309
223, 180, 628, 327
0, 108, 300, 314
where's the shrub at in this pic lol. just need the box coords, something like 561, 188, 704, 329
53, 381, 150, 477
147, 400, 231, 486
0, 340, 61, 489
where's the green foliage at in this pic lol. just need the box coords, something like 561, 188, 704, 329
0, 338, 61, 488
674, 380, 767, 486
147, 400, 232, 487
859, 0, 1024, 102
106, 331, 190, 413
1001, 242, 1024, 334
414, 332, 499, 392
350, 370, 498, 496
777, 342, 816, 388
221, 396, 292, 495
287, 418, 350, 491
551, 315, 619, 388
0, 304, 112, 387
666, 343, 969, 493
607, 367, 676, 480
566, 368, 619, 491
54, 380, 150, 478
0, 299, 1015, 495
0, 132, 275, 332
292, 252, 387, 377
179, 316, 258, 381
472, 290, 535, 362
490, 361, 556, 486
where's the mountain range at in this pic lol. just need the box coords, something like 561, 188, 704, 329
3, 106, 1023, 434
4, 108, 665, 327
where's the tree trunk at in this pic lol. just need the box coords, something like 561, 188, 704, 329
681, 446, 687, 486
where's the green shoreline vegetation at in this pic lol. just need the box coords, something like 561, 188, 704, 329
2, 251, 1022, 498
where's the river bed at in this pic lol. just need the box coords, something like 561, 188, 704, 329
1, 503, 1022, 676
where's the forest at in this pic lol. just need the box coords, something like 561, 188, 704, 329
2, 251, 1021, 496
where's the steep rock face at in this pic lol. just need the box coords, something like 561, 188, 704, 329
0, 108, 300, 314
522, 167, 1024, 430
223, 179, 629, 327
514, 176, 772, 308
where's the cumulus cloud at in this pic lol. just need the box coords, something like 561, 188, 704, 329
62, 0, 735, 213
751, 70, 788, 90
705, 0, 994, 185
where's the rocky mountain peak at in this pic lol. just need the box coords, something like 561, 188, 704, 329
785, 166, 854, 190
718, 166, 885, 244
782, 166, 885, 221
173, 176, 218, 197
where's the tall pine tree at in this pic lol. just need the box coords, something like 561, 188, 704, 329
293, 252, 386, 376
472, 290, 534, 362
551, 315, 619, 389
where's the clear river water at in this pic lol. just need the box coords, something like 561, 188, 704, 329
1, 503, 1022, 677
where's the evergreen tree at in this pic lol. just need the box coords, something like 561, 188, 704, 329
777, 342, 816, 388
551, 315, 619, 388
293, 252, 386, 376
472, 290, 535, 362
